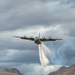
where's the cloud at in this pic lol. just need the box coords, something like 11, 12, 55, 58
60, 0, 75, 7
0, 0, 75, 32
0, 0, 51, 31
0, 0, 75, 74
0, 25, 75, 66
0, 62, 60, 75
0, 49, 39, 64
0, 25, 66, 50
48, 39, 75, 66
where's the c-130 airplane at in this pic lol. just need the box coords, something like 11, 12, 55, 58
14, 33, 62, 44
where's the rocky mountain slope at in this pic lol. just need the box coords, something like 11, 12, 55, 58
0, 68, 24, 75
48, 64, 75, 75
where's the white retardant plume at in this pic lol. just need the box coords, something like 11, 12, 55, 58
39, 43, 52, 66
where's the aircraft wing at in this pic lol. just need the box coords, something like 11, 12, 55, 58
40, 38, 62, 41
14, 36, 34, 41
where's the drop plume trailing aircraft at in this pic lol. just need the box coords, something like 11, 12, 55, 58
14, 33, 62, 44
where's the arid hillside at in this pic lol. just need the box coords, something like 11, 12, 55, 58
0, 71, 18, 75
48, 64, 75, 75
0, 68, 24, 75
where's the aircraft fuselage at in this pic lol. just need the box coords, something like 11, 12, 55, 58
34, 37, 41, 44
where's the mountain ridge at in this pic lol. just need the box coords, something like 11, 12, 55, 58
48, 64, 75, 75
0, 68, 24, 75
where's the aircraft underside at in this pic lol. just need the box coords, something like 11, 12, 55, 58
34, 40, 41, 44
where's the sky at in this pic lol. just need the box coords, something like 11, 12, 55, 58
0, 0, 75, 75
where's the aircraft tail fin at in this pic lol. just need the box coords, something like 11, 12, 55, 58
39, 33, 40, 38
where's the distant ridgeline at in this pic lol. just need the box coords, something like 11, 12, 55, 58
0, 68, 24, 75
48, 64, 75, 75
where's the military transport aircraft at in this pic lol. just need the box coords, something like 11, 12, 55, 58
14, 33, 62, 44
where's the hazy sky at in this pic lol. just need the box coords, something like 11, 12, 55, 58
0, 0, 75, 75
